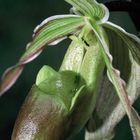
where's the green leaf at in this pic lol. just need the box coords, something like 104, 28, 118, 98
88, 20, 140, 140
65, 0, 109, 23
103, 22, 140, 65
86, 27, 140, 140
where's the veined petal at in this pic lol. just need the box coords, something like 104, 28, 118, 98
88, 20, 140, 140
86, 27, 140, 139
65, 0, 109, 23
0, 15, 85, 95
103, 21, 140, 65
20, 15, 85, 63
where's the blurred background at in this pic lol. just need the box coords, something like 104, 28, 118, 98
0, 0, 140, 139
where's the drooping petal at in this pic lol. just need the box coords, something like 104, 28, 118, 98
0, 15, 85, 95
86, 59, 140, 139
87, 20, 140, 140
103, 22, 140, 65
20, 15, 85, 64
0, 65, 24, 96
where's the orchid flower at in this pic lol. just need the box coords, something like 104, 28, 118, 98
0, 0, 140, 139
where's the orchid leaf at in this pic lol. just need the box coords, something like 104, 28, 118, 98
88, 20, 140, 140
103, 22, 140, 65
0, 15, 85, 95
85, 27, 140, 140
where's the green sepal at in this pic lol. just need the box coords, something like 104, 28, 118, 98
65, 0, 109, 23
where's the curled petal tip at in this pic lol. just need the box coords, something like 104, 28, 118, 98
0, 65, 24, 96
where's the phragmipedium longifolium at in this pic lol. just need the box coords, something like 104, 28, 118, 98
12, 25, 105, 140
0, 0, 140, 140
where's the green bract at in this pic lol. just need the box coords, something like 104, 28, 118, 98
0, 0, 140, 140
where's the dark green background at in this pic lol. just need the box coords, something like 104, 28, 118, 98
0, 0, 140, 139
